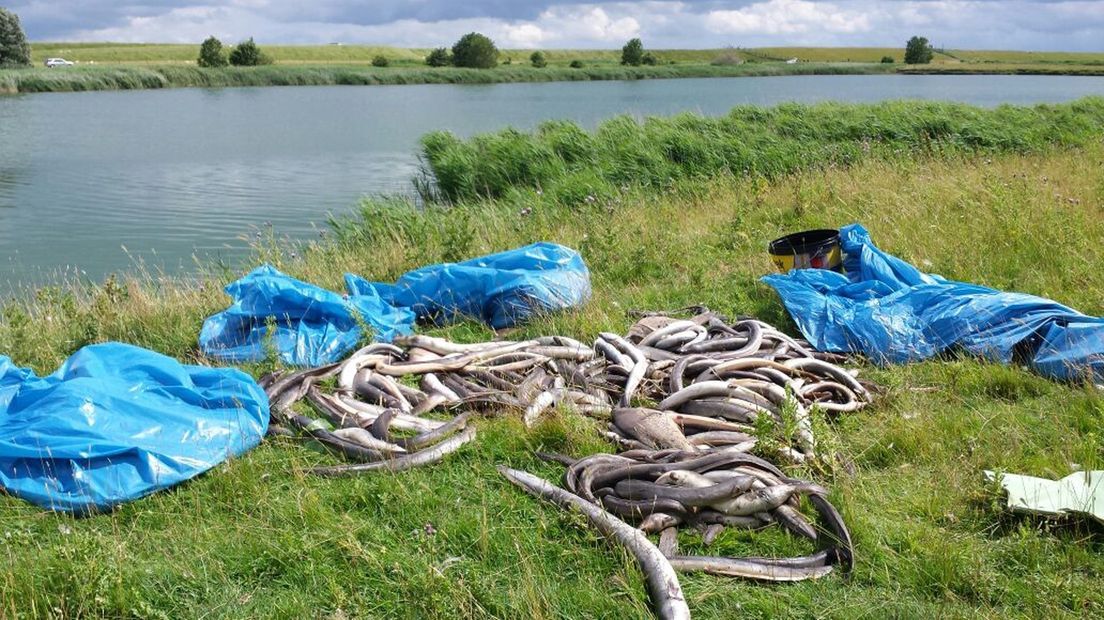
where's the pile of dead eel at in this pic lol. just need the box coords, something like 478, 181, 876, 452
262, 309, 876, 619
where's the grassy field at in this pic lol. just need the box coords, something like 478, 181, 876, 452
25, 43, 744, 67
0, 100, 1102, 618
28, 43, 1104, 68
1, 43, 1099, 94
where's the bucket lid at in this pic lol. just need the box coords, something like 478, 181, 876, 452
768, 229, 840, 255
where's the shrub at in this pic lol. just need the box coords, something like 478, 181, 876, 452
881, 56, 895, 64
530, 51, 547, 68
621, 37, 644, 66
569, 59, 584, 69
642, 52, 658, 66
425, 47, 451, 67
451, 32, 498, 69
197, 36, 228, 68
711, 51, 744, 66
229, 38, 272, 66
904, 36, 933, 64
371, 55, 389, 67
0, 8, 31, 67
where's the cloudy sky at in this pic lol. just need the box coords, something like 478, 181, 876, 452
6, 1, 1103, 51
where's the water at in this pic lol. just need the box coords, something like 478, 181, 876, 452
2, 74, 1103, 287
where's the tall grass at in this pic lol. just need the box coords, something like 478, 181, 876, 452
900, 63, 1104, 76
0, 62, 895, 94
420, 98, 1104, 205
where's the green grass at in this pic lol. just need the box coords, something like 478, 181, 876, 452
419, 98, 1104, 205
29, 43, 1104, 68
0, 61, 894, 94
2, 101, 1104, 617
5, 43, 1103, 94
899, 63, 1104, 76
947, 49, 1104, 65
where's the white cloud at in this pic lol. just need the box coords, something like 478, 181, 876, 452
50, 1, 1104, 51
706, 1, 871, 36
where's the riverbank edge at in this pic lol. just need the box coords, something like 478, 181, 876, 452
2, 62, 890, 94
5, 62, 1103, 96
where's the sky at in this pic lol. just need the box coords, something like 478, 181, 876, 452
6, 1, 1104, 52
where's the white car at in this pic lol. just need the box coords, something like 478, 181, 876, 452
44, 58, 75, 68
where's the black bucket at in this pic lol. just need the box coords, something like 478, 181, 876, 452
768, 229, 842, 272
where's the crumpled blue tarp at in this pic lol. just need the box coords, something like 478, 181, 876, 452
0, 343, 269, 513
763, 223, 1104, 383
347, 241, 592, 329
199, 265, 416, 367
201, 242, 591, 366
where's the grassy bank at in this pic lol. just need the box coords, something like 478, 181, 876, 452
420, 98, 1104, 204
5, 43, 1104, 95
1, 100, 1103, 617
0, 61, 893, 94
900, 63, 1104, 76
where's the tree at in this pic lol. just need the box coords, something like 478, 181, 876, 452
529, 51, 547, 68
641, 52, 657, 66
425, 47, 451, 67
197, 36, 228, 67
0, 8, 31, 67
371, 55, 389, 67
569, 59, 584, 69
904, 36, 933, 65
229, 38, 272, 66
880, 56, 895, 64
621, 38, 644, 66
451, 32, 498, 69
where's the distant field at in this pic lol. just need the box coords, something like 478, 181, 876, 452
28, 43, 738, 67
30, 42, 433, 65
28, 42, 1104, 69
5, 43, 1101, 94
949, 49, 1104, 65
27, 43, 1104, 69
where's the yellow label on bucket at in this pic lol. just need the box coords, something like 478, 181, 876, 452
770, 246, 842, 272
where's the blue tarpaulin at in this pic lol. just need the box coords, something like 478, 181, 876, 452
199, 265, 416, 367
201, 242, 591, 366
763, 223, 1104, 383
0, 343, 269, 513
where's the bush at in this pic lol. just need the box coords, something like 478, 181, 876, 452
711, 51, 744, 66
569, 59, 584, 69
621, 38, 644, 66
229, 38, 272, 66
0, 8, 31, 67
372, 55, 389, 67
642, 52, 658, 66
426, 47, 451, 67
904, 36, 933, 65
530, 51, 547, 68
451, 32, 498, 69
881, 56, 895, 64
197, 36, 228, 68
